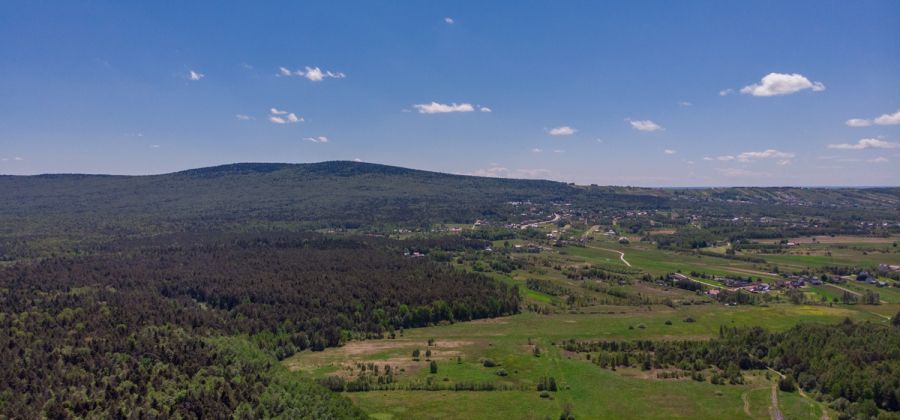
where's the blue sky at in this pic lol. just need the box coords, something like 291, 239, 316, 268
1, 1, 898, 186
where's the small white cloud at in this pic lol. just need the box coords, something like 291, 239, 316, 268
740, 72, 825, 97
278, 66, 345, 82
553, 149, 565, 154
268, 108, 303, 124
548, 126, 576, 136
719, 88, 734, 96
150, 144, 160, 149
845, 118, 872, 127
827, 138, 900, 150
874, 109, 900, 125
868, 157, 889, 163
678, 101, 692, 107
189, 70, 205, 81
444, 17, 455, 24
14, 157, 23, 161
703, 157, 714, 161
235, 114, 253, 121
353, 158, 363, 162
595, 138, 604, 143
663, 149, 676, 155
713, 149, 794, 163
479, 106, 492, 113
304, 136, 329, 143
413, 102, 475, 114
627, 119, 663, 132
531, 148, 543, 153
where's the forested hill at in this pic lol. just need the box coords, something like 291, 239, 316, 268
1, 161, 898, 235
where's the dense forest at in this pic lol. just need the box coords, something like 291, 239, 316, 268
0, 233, 519, 418
1, 161, 898, 239
561, 319, 900, 418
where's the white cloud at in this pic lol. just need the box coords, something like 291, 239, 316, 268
471, 166, 509, 177
469, 166, 551, 179
189, 70, 204, 81
844, 110, 900, 127
827, 138, 900, 150
14, 157, 23, 161
664, 149, 676, 155
548, 126, 576, 136
719, 89, 734, 96
845, 118, 872, 127
713, 149, 795, 163
703, 157, 714, 161
353, 158, 363, 162
304, 136, 329, 143
595, 138, 604, 143
531, 148, 543, 153
278, 66, 345, 82
868, 157, 889, 163
268, 108, 302, 124
412, 102, 475, 114
628, 119, 663, 132
715, 167, 768, 178
874, 109, 900, 125
678, 101, 692, 107
235, 114, 253, 121
150, 144, 160, 149
444, 17, 455, 24
479, 106, 492, 113
740, 72, 825, 97
553, 149, 565, 154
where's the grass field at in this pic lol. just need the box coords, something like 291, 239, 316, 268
284, 229, 899, 419
285, 302, 884, 419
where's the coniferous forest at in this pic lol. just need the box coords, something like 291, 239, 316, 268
0, 232, 518, 418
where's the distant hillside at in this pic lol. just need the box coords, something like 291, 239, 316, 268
0, 161, 898, 237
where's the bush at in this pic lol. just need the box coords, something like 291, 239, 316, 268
496, 369, 508, 377
778, 376, 796, 392
482, 358, 497, 368
429, 360, 438, 374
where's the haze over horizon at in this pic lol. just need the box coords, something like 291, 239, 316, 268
2, 1, 899, 187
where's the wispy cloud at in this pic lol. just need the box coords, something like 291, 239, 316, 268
627, 119, 663, 132
719, 88, 734, 96
531, 148, 543, 153
269, 108, 302, 124
678, 101, 692, 107
548, 126, 576, 136
740, 72, 824, 97
827, 138, 899, 150
868, 156, 889, 163
847, 109, 900, 127
278, 66, 345, 82
189, 70, 205, 81
712, 149, 795, 163
845, 118, 872, 127
412, 102, 475, 114
553, 149, 565, 154
479, 106, 492, 113
444, 17, 455, 24
304, 136, 329, 143
664, 149, 676, 155
235, 114, 253, 121
469, 166, 551, 179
